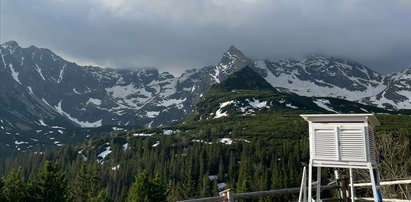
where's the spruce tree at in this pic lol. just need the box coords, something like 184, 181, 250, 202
71, 163, 90, 201
91, 189, 114, 202
180, 162, 195, 200
30, 161, 68, 201
150, 174, 166, 201
237, 159, 252, 193
166, 179, 181, 202
127, 171, 150, 202
71, 162, 101, 201
3, 168, 28, 201
126, 171, 166, 202
0, 177, 5, 201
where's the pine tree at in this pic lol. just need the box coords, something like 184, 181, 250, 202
71, 163, 90, 202
237, 153, 253, 194
126, 171, 166, 202
71, 162, 101, 202
166, 179, 180, 201
2, 168, 28, 201
0, 177, 5, 201
180, 162, 195, 200
91, 189, 114, 202
89, 163, 102, 197
30, 161, 68, 201
150, 174, 166, 201
127, 171, 150, 202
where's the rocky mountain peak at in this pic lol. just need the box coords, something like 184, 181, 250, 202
214, 66, 276, 92
0, 41, 21, 55
227, 45, 243, 55
209, 46, 252, 83
1, 41, 19, 49
221, 45, 248, 63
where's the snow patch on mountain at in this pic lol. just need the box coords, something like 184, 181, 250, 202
55, 100, 102, 127
219, 138, 233, 145
112, 165, 120, 171
146, 111, 160, 118
106, 83, 148, 108
97, 145, 111, 164
152, 141, 160, 147
178, 69, 198, 83
157, 78, 178, 97
15, 141, 28, 145
122, 143, 129, 150
34, 64, 46, 80
27, 87, 34, 94
285, 103, 298, 109
57, 64, 66, 83
73, 88, 82, 94
192, 139, 213, 145
133, 133, 154, 137
158, 98, 186, 108
9, 64, 21, 84
253, 59, 386, 101
214, 100, 235, 118
246, 98, 268, 109
217, 183, 227, 190
313, 99, 338, 113
0, 49, 7, 68
87, 98, 102, 106
211, 68, 220, 83
39, 120, 47, 126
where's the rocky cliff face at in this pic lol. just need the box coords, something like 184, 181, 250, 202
0, 42, 249, 132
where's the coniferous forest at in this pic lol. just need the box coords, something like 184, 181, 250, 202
0, 113, 410, 201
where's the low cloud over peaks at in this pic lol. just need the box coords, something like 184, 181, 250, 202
2, 0, 411, 74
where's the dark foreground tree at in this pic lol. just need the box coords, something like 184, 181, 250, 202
30, 161, 68, 201
71, 162, 102, 201
2, 168, 28, 201
91, 189, 114, 202
127, 171, 166, 202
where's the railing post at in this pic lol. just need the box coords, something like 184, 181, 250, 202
219, 189, 234, 202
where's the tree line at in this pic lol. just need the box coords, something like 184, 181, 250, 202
0, 129, 309, 201
0, 118, 410, 201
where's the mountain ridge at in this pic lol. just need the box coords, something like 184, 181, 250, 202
2, 40, 411, 154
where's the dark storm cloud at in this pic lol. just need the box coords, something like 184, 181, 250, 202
2, 0, 411, 75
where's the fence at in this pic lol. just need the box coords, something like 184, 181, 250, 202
178, 179, 411, 202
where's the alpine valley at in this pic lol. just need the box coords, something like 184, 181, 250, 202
1, 40, 411, 156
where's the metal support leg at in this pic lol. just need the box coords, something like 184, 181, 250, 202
369, 164, 383, 202
308, 161, 313, 202
317, 167, 321, 202
369, 167, 378, 202
304, 168, 307, 202
298, 166, 307, 202
349, 168, 355, 202
369, 165, 383, 202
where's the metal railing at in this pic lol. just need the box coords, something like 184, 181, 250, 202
179, 179, 411, 202
179, 184, 338, 202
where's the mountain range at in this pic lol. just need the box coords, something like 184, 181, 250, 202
1, 40, 411, 153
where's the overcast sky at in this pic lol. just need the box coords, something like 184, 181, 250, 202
1, 0, 411, 75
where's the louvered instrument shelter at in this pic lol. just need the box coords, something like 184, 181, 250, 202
301, 114, 379, 168
300, 114, 383, 202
